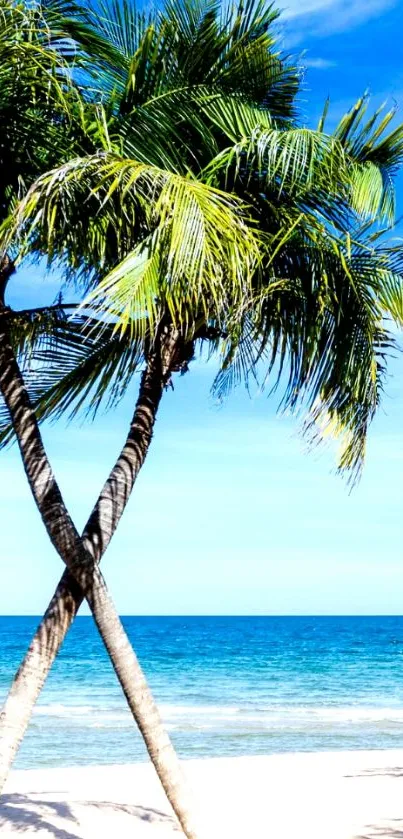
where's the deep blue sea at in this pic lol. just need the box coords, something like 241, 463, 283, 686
2, 616, 403, 769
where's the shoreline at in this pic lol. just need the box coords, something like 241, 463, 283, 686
2, 749, 403, 837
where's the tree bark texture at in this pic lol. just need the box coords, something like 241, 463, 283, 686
0, 341, 169, 779
0, 287, 200, 839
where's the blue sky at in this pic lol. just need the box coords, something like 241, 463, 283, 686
1, 0, 403, 615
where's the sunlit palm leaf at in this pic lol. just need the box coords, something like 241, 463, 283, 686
7, 153, 260, 338
3, 0, 403, 485
329, 95, 403, 225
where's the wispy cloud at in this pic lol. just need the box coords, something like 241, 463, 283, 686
278, 0, 397, 41
279, 0, 336, 19
303, 57, 337, 69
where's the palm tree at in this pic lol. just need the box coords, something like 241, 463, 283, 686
1, 0, 403, 833
0, 0, 298, 805
0, 3, 257, 834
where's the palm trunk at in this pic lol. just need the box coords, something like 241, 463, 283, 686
0, 325, 176, 783
0, 272, 200, 838
0, 338, 170, 776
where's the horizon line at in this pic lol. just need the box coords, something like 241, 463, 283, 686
1, 613, 403, 619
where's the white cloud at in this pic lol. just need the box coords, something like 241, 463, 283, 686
303, 57, 337, 69
279, 0, 335, 18
277, 0, 397, 41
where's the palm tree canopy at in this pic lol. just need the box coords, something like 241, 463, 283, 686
1, 0, 403, 482
0, 0, 133, 222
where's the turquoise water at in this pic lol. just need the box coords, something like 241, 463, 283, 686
2, 616, 403, 768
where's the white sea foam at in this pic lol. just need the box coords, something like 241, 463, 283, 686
161, 704, 241, 716
33, 702, 403, 727
34, 705, 128, 721
163, 704, 403, 720
34, 705, 94, 716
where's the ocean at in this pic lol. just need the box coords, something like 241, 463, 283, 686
1, 615, 403, 769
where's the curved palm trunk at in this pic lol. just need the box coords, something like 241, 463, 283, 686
0, 272, 200, 838
0, 325, 176, 782
0, 339, 170, 779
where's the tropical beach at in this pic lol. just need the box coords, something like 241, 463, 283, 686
1, 0, 403, 836
3, 616, 403, 836
3, 751, 403, 838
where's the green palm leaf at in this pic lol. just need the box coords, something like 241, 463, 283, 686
3, 0, 403, 484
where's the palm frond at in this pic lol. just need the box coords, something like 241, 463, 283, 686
8, 152, 260, 338
210, 225, 403, 481
0, 0, 90, 222
205, 125, 347, 199
331, 95, 403, 225
80, 162, 260, 337
3, 0, 403, 487
0, 310, 146, 447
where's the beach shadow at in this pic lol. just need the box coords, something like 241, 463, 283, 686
0, 793, 179, 836
0, 793, 80, 838
357, 821, 403, 838
83, 799, 178, 825
345, 768, 403, 778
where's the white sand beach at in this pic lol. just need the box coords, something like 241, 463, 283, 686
1, 750, 403, 838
